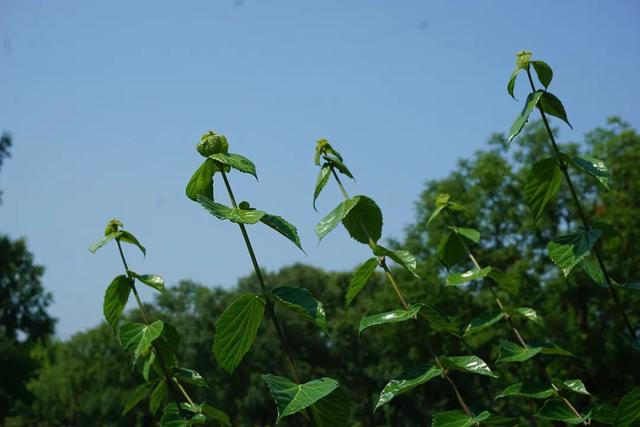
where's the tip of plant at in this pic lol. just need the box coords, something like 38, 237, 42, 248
197, 131, 229, 157
515, 50, 532, 70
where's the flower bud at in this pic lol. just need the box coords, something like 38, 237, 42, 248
104, 219, 123, 236
196, 131, 229, 157
516, 51, 532, 70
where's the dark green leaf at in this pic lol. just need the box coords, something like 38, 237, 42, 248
89, 231, 121, 253
374, 244, 420, 277
547, 229, 602, 277
427, 205, 446, 226
440, 355, 497, 378
186, 159, 218, 201
552, 379, 590, 396
122, 382, 154, 415
524, 157, 563, 224
437, 232, 467, 269
509, 307, 541, 323
316, 198, 359, 241
262, 374, 339, 423
581, 255, 607, 286
272, 287, 328, 334
346, 257, 378, 307
197, 196, 266, 224
201, 404, 231, 427
119, 321, 164, 363
528, 340, 575, 357
536, 399, 589, 424
507, 68, 520, 100
615, 281, 640, 292
118, 230, 146, 257
567, 155, 609, 190
486, 268, 519, 294
173, 367, 207, 388
495, 382, 554, 400
103, 275, 132, 329
446, 267, 492, 286
129, 271, 165, 293
330, 157, 354, 179
419, 304, 461, 338
464, 310, 504, 336
432, 410, 490, 427
531, 60, 553, 88
209, 152, 257, 179
508, 90, 544, 143
359, 305, 421, 337
311, 387, 351, 427
143, 351, 155, 381
342, 195, 383, 245
150, 381, 167, 414
539, 92, 572, 128
213, 294, 265, 374
160, 403, 207, 427
591, 404, 616, 425
313, 165, 331, 211
260, 214, 304, 252
375, 364, 442, 410
496, 339, 542, 363
615, 387, 640, 427
449, 226, 480, 243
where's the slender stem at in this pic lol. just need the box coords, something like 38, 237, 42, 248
219, 170, 302, 383
380, 260, 411, 311
173, 378, 195, 406
525, 69, 636, 340
330, 167, 350, 200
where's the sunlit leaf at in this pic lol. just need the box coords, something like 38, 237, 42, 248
272, 287, 329, 334
313, 165, 331, 211
539, 92, 572, 128
262, 374, 339, 423
359, 305, 421, 337
496, 339, 542, 363
103, 275, 132, 329
508, 90, 544, 143
446, 267, 492, 286
119, 321, 164, 363
209, 152, 257, 180
342, 195, 383, 245
375, 364, 442, 410
547, 228, 602, 277
524, 157, 563, 224
186, 159, 218, 201
440, 355, 497, 378
316, 198, 359, 241
464, 310, 504, 336
346, 257, 378, 307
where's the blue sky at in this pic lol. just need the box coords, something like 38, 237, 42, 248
1, 0, 639, 338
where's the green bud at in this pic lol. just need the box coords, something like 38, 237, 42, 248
197, 131, 229, 157
238, 201, 251, 210
516, 51, 532, 70
105, 219, 123, 236
435, 193, 450, 208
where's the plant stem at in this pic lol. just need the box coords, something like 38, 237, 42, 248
525, 69, 636, 341
328, 166, 475, 417
115, 239, 191, 410
219, 170, 301, 383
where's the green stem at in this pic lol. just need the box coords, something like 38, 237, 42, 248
525, 68, 636, 341
219, 170, 302, 384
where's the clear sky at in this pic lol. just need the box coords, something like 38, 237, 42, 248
1, 0, 639, 338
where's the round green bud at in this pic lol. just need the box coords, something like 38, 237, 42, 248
104, 218, 123, 236
516, 51, 532, 70
196, 131, 229, 157
238, 201, 250, 210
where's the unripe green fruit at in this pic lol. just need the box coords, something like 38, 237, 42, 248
239, 201, 250, 210
516, 51, 532, 70
197, 131, 229, 157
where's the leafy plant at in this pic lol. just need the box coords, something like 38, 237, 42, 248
90, 219, 230, 426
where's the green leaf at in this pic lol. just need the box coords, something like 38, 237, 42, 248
509, 307, 541, 323
591, 404, 616, 425
311, 387, 351, 427
173, 367, 207, 388
341, 195, 383, 244
508, 90, 544, 143
346, 257, 378, 307
313, 165, 331, 211
528, 340, 575, 357
437, 232, 467, 269
160, 403, 207, 427
260, 213, 304, 252
615, 281, 640, 292
330, 157, 354, 179
440, 355, 497, 378
615, 387, 640, 427
418, 304, 461, 338
539, 92, 572, 128
507, 68, 520, 100
432, 410, 491, 427
495, 382, 554, 400
375, 364, 442, 410
496, 339, 542, 363
524, 157, 563, 224
536, 399, 589, 424
373, 244, 420, 278
427, 205, 446, 226
449, 226, 480, 243
200, 404, 231, 427
547, 228, 602, 277
122, 382, 154, 415
464, 310, 504, 336
89, 231, 121, 253
566, 154, 610, 189
150, 381, 167, 414
552, 379, 590, 396
118, 230, 146, 257
103, 275, 132, 329
271, 287, 329, 334
315, 198, 359, 241
155, 323, 181, 368
486, 268, 519, 294
261, 374, 339, 423
359, 304, 421, 337
142, 351, 155, 381
119, 321, 164, 363
197, 196, 266, 224
209, 152, 257, 179
446, 267, 492, 286
186, 159, 218, 201
531, 60, 553, 88
213, 294, 265, 374
129, 271, 165, 293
